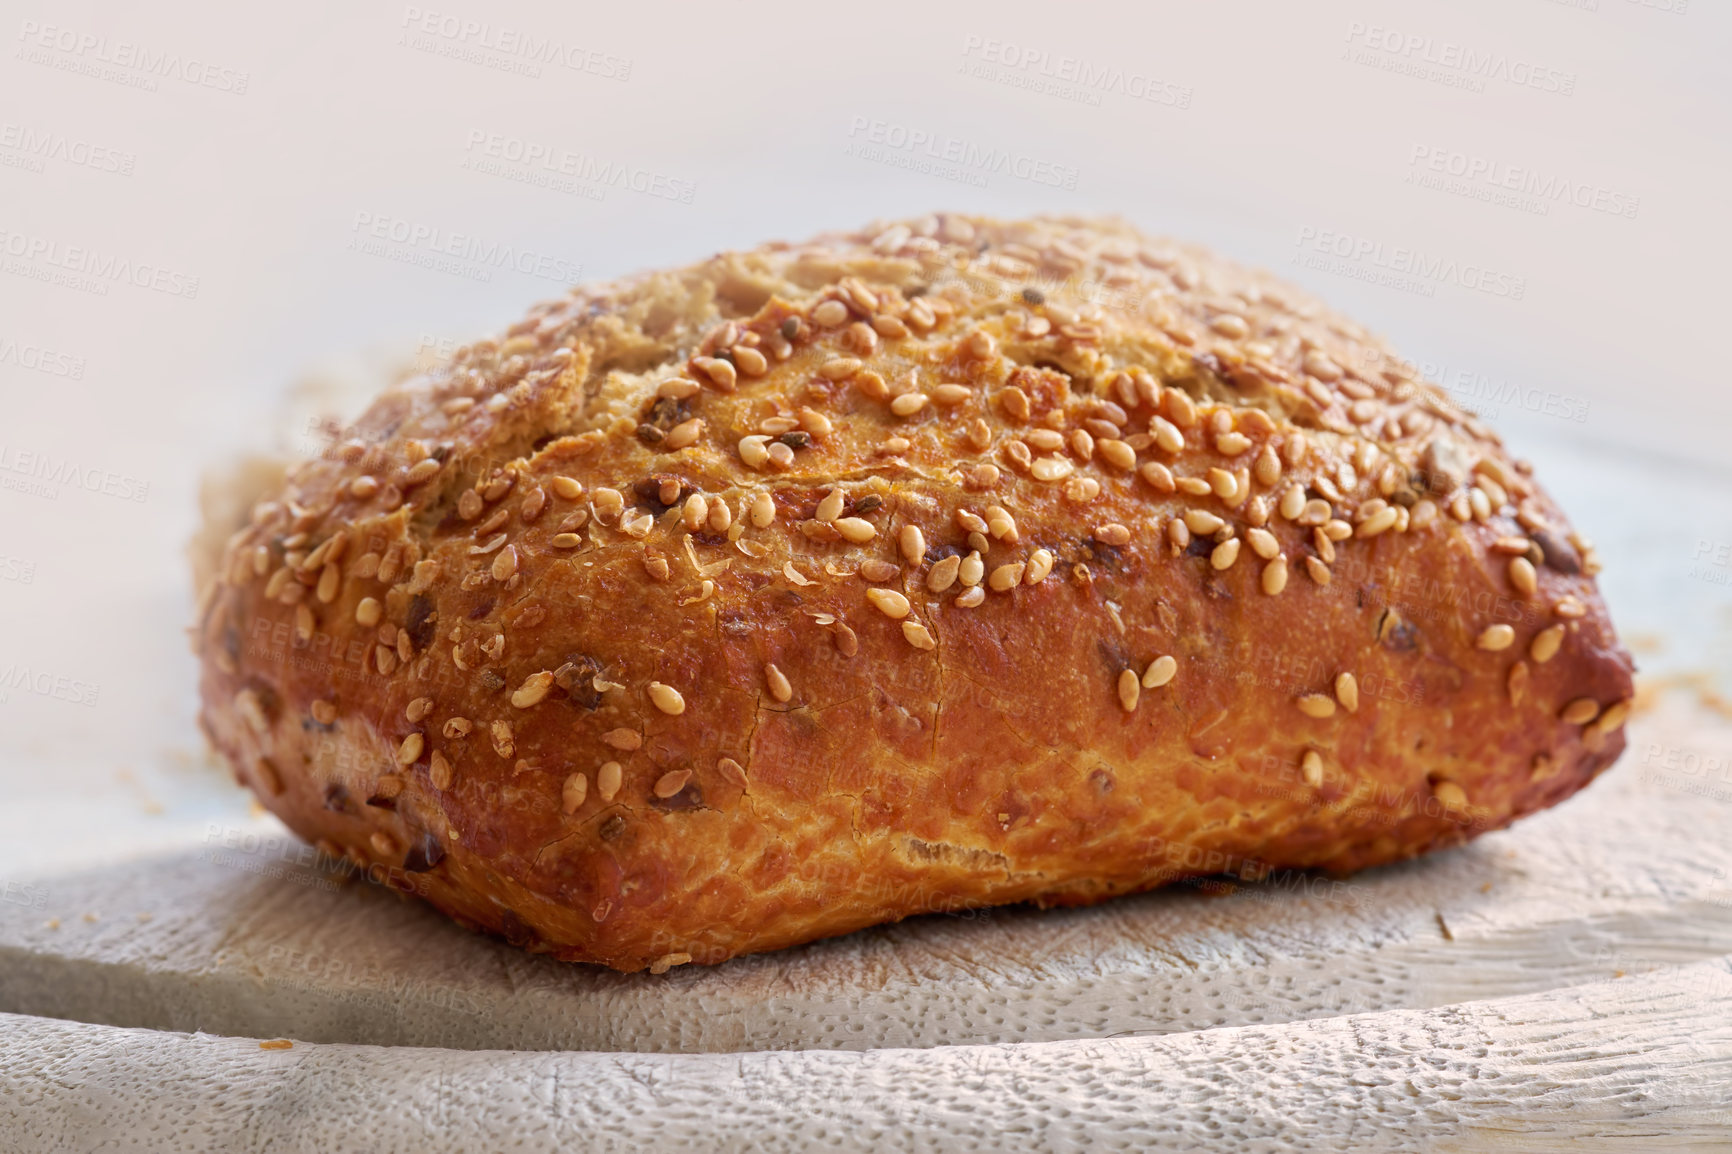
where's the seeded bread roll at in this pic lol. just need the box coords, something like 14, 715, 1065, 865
194, 213, 1633, 973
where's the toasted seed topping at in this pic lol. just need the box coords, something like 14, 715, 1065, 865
1335, 672, 1359, 712
955, 586, 986, 608
1529, 624, 1566, 664
764, 663, 793, 703
1025, 548, 1055, 584
602, 728, 642, 751
1554, 596, 1586, 619
957, 550, 985, 586
653, 769, 692, 799
859, 559, 899, 582
559, 772, 589, 814
311, 699, 338, 725
1108, 668, 1138, 713
1356, 507, 1398, 537
902, 620, 937, 650
1262, 556, 1289, 595
369, 832, 396, 858
1301, 751, 1324, 788
1142, 655, 1178, 689
511, 671, 555, 709
397, 733, 425, 766
988, 562, 1026, 591
925, 554, 962, 592
1297, 694, 1336, 719
1432, 780, 1468, 809
551, 476, 584, 500
1096, 523, 1132, 547
1246, 527, 1279, 560
812, 299, 849, 327
1476, 624, 1516, 651
1508, 557, 1538, 597
355, 597, 382, 626
1210, 539, 1241, 571
647, 682, 686, 715
748, 491, 776, 528
406, 697, 434, 723
429, 750, 454, 791
1560, 698, 1600, 725
835, 517, 877, 544
596, 761, 623, 801
490, 720, 515, 759
867, 588, 911, 619
1184, 510, 1224, 535
1507, 660, 1530, 705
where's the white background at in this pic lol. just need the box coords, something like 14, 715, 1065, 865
1, 0, 1728, 873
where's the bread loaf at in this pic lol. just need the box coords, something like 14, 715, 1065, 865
195, 214, 1633, 972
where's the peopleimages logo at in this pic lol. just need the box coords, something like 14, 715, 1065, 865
461, 131, 695, 204
0, 335, 85, 380
845, 117, 1080, 190
1344, 19, 1579, 94
1292, 226, 1527, 301
397, 7, 631, 81
0, 122, 135, 176
0, 226, 200, 299
14, 19, 250, 94
0, 443, 150, 502
1406, 145, 1640, 220
347, 211, 583, 284
958, 35, 1193, 109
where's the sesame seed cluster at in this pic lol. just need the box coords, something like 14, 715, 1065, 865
196, 213, 1633, 972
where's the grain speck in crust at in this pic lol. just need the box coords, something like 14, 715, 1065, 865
194, 212, 1633, 973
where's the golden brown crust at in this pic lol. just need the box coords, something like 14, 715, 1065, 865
194, 213, 1633, 972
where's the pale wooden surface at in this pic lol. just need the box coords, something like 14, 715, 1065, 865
2, 706, 1730, 1055
4, 955, 1730, 1153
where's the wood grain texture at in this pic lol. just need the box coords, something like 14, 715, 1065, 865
3, 712, 1727, 1054
4, 954, 1730, 1153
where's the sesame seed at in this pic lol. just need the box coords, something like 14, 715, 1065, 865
350, 476, 380, 499
355, 597, 382, 627
490, 720, 515, 759
890, 392, 929, 418
1297, 694, 1336, 719
927, 556, 963, 594
1302, 751, 1324, 788
1141, 462, 1176, 492
397, 732, 425, 766
933, 384, 974, 406
1165, 390, 1198, 426
654, 769, 692, 799
748, 492, 776, 528
1262, 556, 1289, 595
733, 346, 768, 376
1176, 477, 1212, 497
1336, 672, 1359, 712
989, 562, 1026, 591
1594, 700, 1631, 734
1555, 596, 1586, 619
1096, 523, 1131, 547
657, 378, 700, 400
1298, 499, 1332, 527
1183, 510, 1224, 535
1530, 624, 1565, 663
835, 517, 877, 544
1509, 557, 1538, 597
799, 407, 834, 436
1211, 539, 1241, 570
767, 442, 796, 470
664, 418, 704, 450
1152, 417, 1185, 454
1560, 698, 1600, 725
1323, 519, 1352, 542
311, 699, 338, 725
1432, 780, 1468, 809
597, 761, 623, 801
562, 772, 588, 814
1356, 507, 1398, 537
1477, 624, 1516, 651
898, 525, 926, 566
429, 751, 454, 791
1247, 527, 1279, 560
369, 832, 396, 858
903, 620, 937, 649
1254, 446, 1281, 488
812, 300, 849, 327
551, 533, 583, 549
1216, 432, 1252, 456
693, 356, 736, 391
1142, 655, 1178, 689
1508, 661, 1530, 705
867, 588, 911, 619
955, 586, 985, 608
648, 682, 686, 715
859, 559, 899, 582
1033, 456, 1076, 482
491, 544, 519, 581
406, 697, 434, 723
765, 663, 792, 702
739, 436, 770, 469
1117, 669, 1141, 712
1278, 485, 1306, 520
602, 728, 641, 751
958, 550, 984, 586
1026, 548, 1055, 584
511, 671, 555, 709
